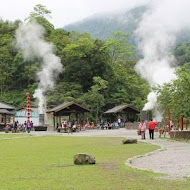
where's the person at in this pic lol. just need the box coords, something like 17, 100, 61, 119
24, 121, 27, 132
30, 121, 34, 130
90, 122, 95, 129
138, 120, 146, 140
148, 119, 159, 140
4, 124, 10, 133
170, 120, 173, 130
13, 121, 18, 133
114, 121, 119, 129
84, 122, 89, 130
100, 120, 104, 130
26, 120, 31, 133
61, 119, 67, 132
118, 118, 121, 128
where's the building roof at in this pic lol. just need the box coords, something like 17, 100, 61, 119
0, 102, 15, 110
0, 109, 14, 115
47, 102, 91, 113
16, 107, 39, 112
104, 105, 139, 114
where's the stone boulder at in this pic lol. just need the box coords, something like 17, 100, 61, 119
122, 138, 137, 144
74, 153, 96, 165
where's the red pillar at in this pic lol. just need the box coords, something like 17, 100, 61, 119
26, 92, 31, 122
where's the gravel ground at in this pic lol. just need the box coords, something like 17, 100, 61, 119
127, 137, 190, 180
3, 128, 190, 180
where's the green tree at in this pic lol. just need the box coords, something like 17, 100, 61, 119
27, 4, 54, 36
104, 31, 135, 65
0, 20, 19, 95
79, 77, 108, 123
157, 64, 190, 125
63, 34, 111, 91
174, 41, 190, 66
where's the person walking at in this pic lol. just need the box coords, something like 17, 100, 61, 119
148, 119, 159, 140
138, 120, 146, 140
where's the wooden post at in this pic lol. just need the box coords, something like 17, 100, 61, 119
53, 112, 55, 130
180, 116, 184, 131
167, 109, 171, 133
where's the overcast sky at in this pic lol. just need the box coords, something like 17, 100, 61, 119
0, 0, 149, 28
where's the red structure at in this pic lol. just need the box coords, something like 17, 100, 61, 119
26, 92, 31, 121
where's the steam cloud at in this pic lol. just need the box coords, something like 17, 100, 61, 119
135, 0, 190, 117
16, 22, 62, 114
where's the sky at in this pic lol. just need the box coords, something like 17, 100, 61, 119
0, 0, 149, 28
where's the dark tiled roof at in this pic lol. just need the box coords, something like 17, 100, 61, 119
47, 102, 90, 113
104, 105, 139, 114
0, 102, 15, 110
0, 109, 14, 114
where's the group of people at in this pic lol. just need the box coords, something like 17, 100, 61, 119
5, 120, 34, 133
57, 119, 81, 133
99, 118, 123, 130
57, 119, 96, 133
138, 119, 160, 140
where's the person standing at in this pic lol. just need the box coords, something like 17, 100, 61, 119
30, 121, 34, 130
26, 120, 31, 133
24, 121, 27, 132
148, 119, 159, 140
118, 118, 121, 128
138, 120, 146, 140
13, 121, 18, 133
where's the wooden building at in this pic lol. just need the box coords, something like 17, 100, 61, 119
0, 102, 15, 131
104, 104, 140, 123
46, 102, 90, 130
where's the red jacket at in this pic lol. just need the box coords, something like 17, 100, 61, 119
148, 121, 158, 130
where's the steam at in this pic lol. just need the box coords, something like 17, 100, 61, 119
16, 22, 62, 113
135, 0, 190, 117
143, 91, 157, 111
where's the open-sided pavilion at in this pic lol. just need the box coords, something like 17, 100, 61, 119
47, 102, 90, 130
104, 104, 140, 124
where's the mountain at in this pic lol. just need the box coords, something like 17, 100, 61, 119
64, 6, 147, 44
64, 5, 190, 47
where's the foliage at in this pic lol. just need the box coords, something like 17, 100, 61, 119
0, 19, 19, 94
63, 34, 111, 91
157, 64, 190, 124
64, 5, 148, 43
104, 31, 135, 64
27, 4, 54, 36
46, 82, 83, 106
0, 5, 150, 121
174, 41, 190, 66
78, 77, 108, 122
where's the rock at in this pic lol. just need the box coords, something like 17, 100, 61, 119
74, 153, 96, 165
122, 138, 137, 144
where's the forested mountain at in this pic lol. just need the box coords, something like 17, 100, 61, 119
0, 4, 189, 122
64, 5, 190, 47
64, 6, 147, 44
0, 5, 151, 122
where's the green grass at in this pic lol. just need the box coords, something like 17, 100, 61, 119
0, 133, 30, 139
0, 136, 189, 190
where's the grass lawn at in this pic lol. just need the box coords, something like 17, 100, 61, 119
0, 133, 30, 139
0, 136, 189, 190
